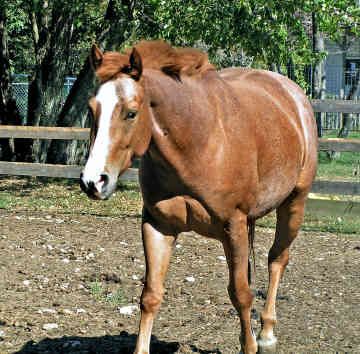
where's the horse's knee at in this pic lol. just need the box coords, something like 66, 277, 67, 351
228, 284, 253, 310
140, 286, 164, 314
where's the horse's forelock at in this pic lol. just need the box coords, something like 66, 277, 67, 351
95, 52, 130, 83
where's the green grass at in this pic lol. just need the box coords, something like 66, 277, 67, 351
106, 287, 127, 306
317, 131, 359, 181
257, 210, 360, 234
89, 280, 127, 306
89, 280, 104, 302
0, 177, 142, 217
317, 151, 359, 181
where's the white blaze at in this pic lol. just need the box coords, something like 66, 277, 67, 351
121, 77, 136, 100
82, 81, 118, 190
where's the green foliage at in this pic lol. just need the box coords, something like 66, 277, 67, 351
4, 0, 359, 76
5, 0, 34, 73
305, 0, 360, 39
132, 0, 360, 80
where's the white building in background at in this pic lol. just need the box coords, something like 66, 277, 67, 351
325, 39, 360, 97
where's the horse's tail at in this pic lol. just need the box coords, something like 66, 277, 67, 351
247, 218, 256, 285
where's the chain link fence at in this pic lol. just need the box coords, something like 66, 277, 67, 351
10, 75, 76, 124
11, 74, 29, 123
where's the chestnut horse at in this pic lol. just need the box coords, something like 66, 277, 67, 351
80, 40, 317, 354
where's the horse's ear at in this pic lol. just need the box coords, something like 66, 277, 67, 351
90, 44, 103, 71
128, 48, 142, 81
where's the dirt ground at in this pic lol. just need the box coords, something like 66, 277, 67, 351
0, 210, 359, 354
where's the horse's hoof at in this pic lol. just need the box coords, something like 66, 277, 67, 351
257, 336, 277, 354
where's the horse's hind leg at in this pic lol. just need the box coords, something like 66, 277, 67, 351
134, 212, 177, 354
257, 189, 308, 353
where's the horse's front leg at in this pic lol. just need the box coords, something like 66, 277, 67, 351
134, 213, 177, 354
223, 211, 257, 354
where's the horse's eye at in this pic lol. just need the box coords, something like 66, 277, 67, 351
126, 111, 137, 120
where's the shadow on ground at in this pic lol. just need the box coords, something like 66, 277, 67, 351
14, 331, 221, 354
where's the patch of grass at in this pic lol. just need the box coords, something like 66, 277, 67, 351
0, 175, 359, 234
257, 210, 360, 234
0, 194, 11, 209
317, 132, 359, 181
105, 287, 127, 306
89, 280, 104, 302
89, 280, 127, 306
0, 177, 143, 217
317, 151, 359, 181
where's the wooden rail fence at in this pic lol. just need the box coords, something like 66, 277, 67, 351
0, 100, 359, 216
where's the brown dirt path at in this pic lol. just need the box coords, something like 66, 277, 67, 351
0, 210, 358, 353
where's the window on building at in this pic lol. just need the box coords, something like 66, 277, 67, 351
345, 59, 360, 85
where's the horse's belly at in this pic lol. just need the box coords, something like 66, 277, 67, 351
250, 166, 301, 218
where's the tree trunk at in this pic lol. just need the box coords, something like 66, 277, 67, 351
22, 2, 74, 162
46, 58, 94, 165
0, 3, 22, 161
312, 12, 326, 138
47, 0, 134, 165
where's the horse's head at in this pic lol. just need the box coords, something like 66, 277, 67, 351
80, 45, 151, 199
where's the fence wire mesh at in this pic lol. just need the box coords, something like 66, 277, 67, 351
10, 75, 76, 123
10, 74, 29, 123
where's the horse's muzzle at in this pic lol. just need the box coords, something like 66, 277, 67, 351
80, 172, 110, 200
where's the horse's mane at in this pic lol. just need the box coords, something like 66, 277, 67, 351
95, 40, 215, 83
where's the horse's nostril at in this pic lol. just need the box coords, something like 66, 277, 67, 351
79, 175, 87, 193
80, 174, 109, 198
87, 180, 95, 191
99, 174, 109, 186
